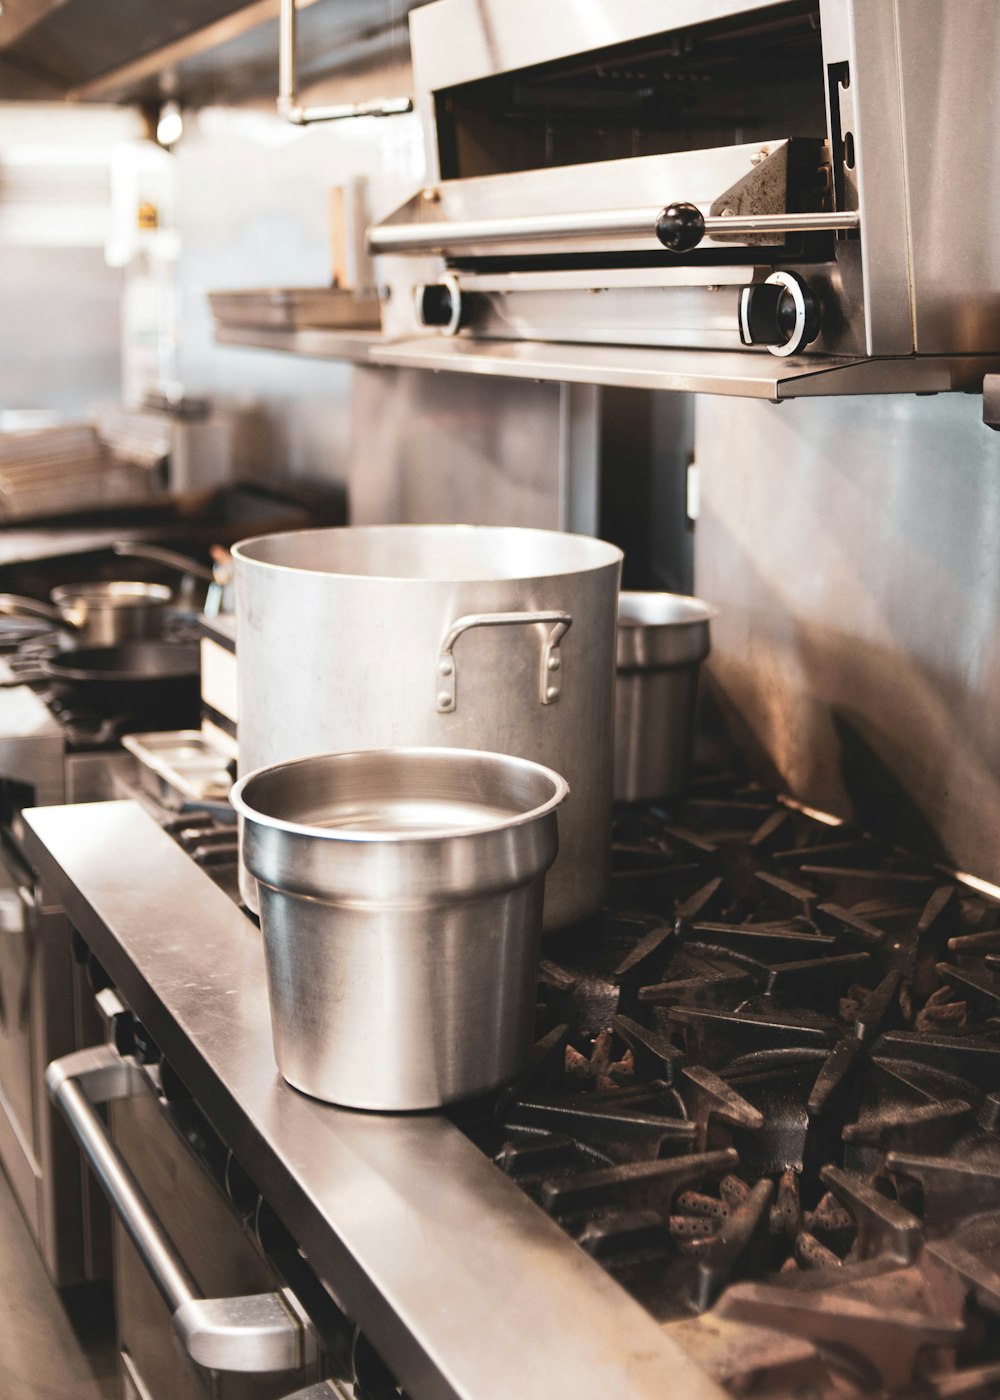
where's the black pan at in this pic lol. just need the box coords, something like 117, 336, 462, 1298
40, 642, 201, 726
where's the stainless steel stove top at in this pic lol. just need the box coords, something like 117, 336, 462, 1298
22, 778, 1000, 1399
24, 798, 716, 1400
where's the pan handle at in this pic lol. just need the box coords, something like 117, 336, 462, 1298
111, 541, 216, 583
436, 610, 572, 713
0, 593, 74, 631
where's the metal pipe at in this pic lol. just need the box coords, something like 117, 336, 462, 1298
278, 0, 296, 116
277, 0, 413, 125
368, 207, 860, 256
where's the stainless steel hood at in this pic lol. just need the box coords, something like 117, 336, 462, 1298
0, 0, 431, 105
0, 0, 253, 96
362, 0, 1000, 399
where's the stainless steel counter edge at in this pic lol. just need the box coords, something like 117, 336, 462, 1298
22, 800, 726, 1400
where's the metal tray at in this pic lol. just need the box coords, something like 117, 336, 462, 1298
208, 288, 381, 331
122, 730, 234, 810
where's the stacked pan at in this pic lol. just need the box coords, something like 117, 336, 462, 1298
0, 543, 229, 722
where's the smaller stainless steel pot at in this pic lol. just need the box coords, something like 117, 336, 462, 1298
0, 581, 173, 646
614, 591, 717, 802
232, 747, 568, 1111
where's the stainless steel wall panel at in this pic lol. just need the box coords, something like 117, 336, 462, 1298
894, 0, 1000, 353
346, 366, 563, 528
172, 85, 424, 493
0, 247, 122, 418
819, 0, 914, 355
695, 390, 1000, 882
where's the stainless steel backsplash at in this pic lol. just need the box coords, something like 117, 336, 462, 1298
696, 391, 1000, 883
167, 48, 999, 882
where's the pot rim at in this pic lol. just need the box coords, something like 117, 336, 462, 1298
231, 745, 570, 845
232, 524, 623, 584
617, 590, 718, 628
50, 581, 174, 609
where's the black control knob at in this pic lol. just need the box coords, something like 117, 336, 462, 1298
131, 1019, 160, 1066
738, 270, 821, 357
112, 1008, 136, 1058
254, 1197, 296, 1254
414, 274, 462, 335
158, 1057, 190, 1102
352, 1327, 401, 1400
655, 201, 706, 253
85, 950, 113, 994
223, 1150, 257, 1208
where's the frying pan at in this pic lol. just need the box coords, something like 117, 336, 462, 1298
3, 642, 201, 728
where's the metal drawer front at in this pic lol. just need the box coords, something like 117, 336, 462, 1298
47, 1045, 316, 1399
0, 855, 34, 1160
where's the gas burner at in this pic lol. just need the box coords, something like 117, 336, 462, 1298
447, 779, 1000, 1395
162, 772, 1000, 1396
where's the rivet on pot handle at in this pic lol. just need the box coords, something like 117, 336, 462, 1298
436, 611, 573, 713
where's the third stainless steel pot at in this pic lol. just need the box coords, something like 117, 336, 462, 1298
614, 591, 716, 802
232, 525, 622, 929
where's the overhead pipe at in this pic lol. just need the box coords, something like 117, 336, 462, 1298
277, 0, 413, 125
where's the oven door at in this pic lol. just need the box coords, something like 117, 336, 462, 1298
0, 833, 100, 1286
0, 840, 38, 1219
48, 1044, 323, 1400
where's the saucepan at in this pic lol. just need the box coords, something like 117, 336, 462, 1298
0, 582, 174, 647
0, 542, 231, 647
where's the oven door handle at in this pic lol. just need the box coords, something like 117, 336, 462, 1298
46, 1044, 306, 1375
367, 204, 860, 257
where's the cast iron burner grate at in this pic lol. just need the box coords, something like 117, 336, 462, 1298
446, 776, 1000, 1398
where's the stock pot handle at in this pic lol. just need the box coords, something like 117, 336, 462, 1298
46, 1044, 309, 1375
436, 610, 572, 713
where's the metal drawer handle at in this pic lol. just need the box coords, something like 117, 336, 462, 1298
436, 610, 572, 712
46, 1044, 305, 1375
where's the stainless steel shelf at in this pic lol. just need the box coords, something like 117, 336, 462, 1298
213, 324, 383, 364
373, 339, 1000, 399
22, 801, 727, 1400
213, 323, 1000, 399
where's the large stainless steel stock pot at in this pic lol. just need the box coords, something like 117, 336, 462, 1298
232, 525, 622, 929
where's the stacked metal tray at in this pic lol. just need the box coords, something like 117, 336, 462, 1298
208, 287, 381, 331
